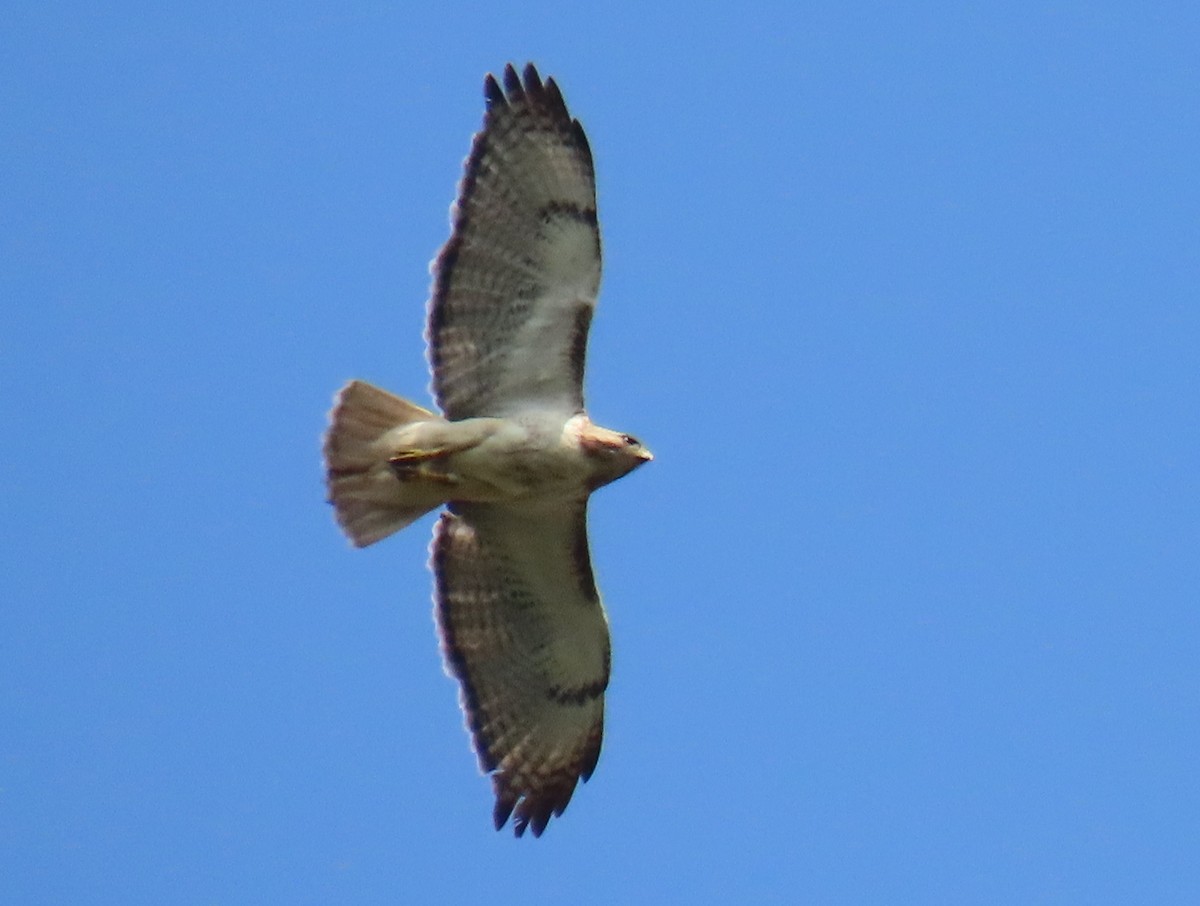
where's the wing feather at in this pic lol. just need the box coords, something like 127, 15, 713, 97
432, 499, 610, 837
428, 63, 601, 420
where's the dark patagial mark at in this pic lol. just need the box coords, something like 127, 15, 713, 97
567, 306, 593, 398
546, 678, 607, 706
569, 511, 599, 603
537, 200, 598, 227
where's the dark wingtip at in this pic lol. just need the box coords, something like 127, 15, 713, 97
570, 120, 593, 166
522, 62, 543, 94
493, 791, 516, 832
487, 62, 555, 109
483, 72, 505, 108
543, 76, 566, 116
529, 804, 552, 838
580, 739, 602, 782
494, 778, 583, 838
502, 62, 523, 100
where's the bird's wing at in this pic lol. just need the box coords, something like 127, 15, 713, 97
428, 63, 601, 420
432, 499, 610, 837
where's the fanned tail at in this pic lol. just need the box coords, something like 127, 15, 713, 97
323, 380, 447, 547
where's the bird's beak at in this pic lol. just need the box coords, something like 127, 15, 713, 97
637, 447, 654, 463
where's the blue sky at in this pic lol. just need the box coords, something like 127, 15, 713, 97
3, 2, 1198, 902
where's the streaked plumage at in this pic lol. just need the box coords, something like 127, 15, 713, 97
323, 63, 650, 837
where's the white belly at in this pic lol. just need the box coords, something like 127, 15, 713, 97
443, 413, 590, 503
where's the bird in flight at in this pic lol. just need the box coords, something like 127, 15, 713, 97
323, 63, 651, 837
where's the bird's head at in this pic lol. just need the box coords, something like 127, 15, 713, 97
577, 420, 653, 488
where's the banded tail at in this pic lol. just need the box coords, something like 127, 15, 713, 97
323, 380, 447, 547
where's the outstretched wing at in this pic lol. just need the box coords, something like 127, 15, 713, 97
432, 500, 610, 837
428, 63, 602, 420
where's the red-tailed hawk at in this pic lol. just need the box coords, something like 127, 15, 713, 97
323, 64, 651, 837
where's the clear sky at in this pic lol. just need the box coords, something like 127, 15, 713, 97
3, 2, 1198, 903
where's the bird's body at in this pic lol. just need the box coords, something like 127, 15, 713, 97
323, 63, 650, 836
331, 389, 645, 511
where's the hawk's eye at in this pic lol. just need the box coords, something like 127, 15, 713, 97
620, 433, 640, 447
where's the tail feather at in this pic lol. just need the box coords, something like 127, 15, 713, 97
323, 380, 446, 547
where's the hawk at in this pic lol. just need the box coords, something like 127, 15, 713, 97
323, 63, 651, 837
